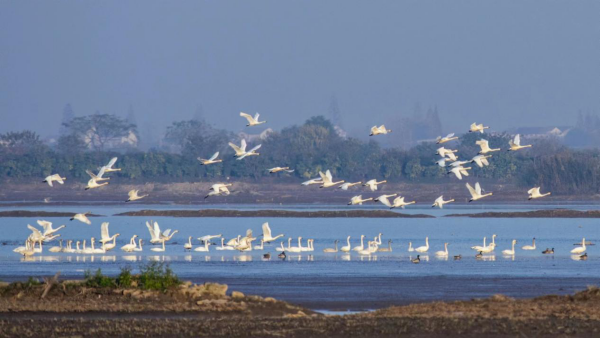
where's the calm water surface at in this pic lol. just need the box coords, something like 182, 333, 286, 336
0, 203, 598, 310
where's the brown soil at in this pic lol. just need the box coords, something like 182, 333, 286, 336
0, 211, 102, 217
1, 280, 600, 337
446, 209, 600, 218
114, 209, 434, 218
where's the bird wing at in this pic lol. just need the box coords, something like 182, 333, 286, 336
370, 126, 378, 134
37, 220, 52, 230
209, 152, 219, 161
27, 224, 43, 238
436, 159, 446, 167
153, 222, 161, 239
101, 222, 110, 239
446, 152, 457, 161
96, 166, 107, 178
473, 157, 483, 167
466, 183, 477, 197
228, 142, 244, 155
481, 157, 489, 166
146, 221, 155, 238
240, 112, 255, 123
240, 139, 247, 152
475, 182, 482, 195
339, 183, 349, 190
220, 186, 230, 195
86, 170, 97, 179
262, 222, 271, 237
451, 168, 462, 180
527, 187, 536, 195
54, 175, 65, 184
435, 196, 443, 204
514, 134, 521, 146
248, 144, 261, 153
128, 190, 136, 198
162, 229, 172, 238
325, 170, 333, 182
379, 196, 392, 207
460, 168, 470, 177
470, 123, 477, 130
446, 133, 455, 138
254, 112, 260, 121
106, 157, 118, 168
302, 179, 316, 186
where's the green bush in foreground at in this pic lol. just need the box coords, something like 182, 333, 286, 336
83, 263, 180, 291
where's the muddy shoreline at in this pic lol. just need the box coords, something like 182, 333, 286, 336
1, 279, 600, 337
114, 209, 434, 218
446, 208, 600, 218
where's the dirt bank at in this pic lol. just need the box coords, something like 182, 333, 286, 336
1, 278, 600, 337
0, 210, 102, 217
114, 209, 434, 218
446, 209, 600, 218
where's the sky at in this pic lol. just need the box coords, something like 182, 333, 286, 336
1, 1, 599, 138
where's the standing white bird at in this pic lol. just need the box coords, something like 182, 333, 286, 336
471, 155, 492, 168
476, 139, 500, 154
369, 125, 392, 136
301, 177, 324, 186
415, 237, 429, 253
348, 195, 374, 205
198, 152, 222, 165
466, 182, 493, 202
448, 166, 471, 180
363, 179, 387, 192
340, 236, 351, 252
319, 170, 344, 188
205, 183, 232, 199
432, 195, 455, 209
262, 222, 284, 243
240, 112, 266, 126
126, 189, 148, 202
508, 134, 532, 151
528, 187, 551, 200
469, 123, 489, 134
339, 182, 362, 190
352, 235, 366, 251
436, 133, 458, 144
268, 167, 294, 173
101, 157, 121, 173
502, 239, 517, 255
70, 212, 92, 225
571, 238, 587, 254
184, 236, 193, 250
43, 174, 66, 187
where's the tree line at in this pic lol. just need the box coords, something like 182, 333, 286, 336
0, 114, 598, 195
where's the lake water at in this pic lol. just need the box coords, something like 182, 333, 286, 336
1, 203, 599, 310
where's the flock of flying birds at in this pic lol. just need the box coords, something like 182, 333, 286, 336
13, 113, 590, 261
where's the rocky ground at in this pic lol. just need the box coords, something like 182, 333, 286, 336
1, 279, 600, 337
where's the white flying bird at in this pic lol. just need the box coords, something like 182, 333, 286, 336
363, 179, 387, 192
101, 157, 121, 173
436, 147, 458, 161
338, 182, 362, 190
508, 134, 532, 152
528, 187, 551, 200
469, 123, 489, 134
268, 167, 294, 173
476, 139, 500, 154
205, 183, 232, 199
369, 125, 392, 136
43, 174, 66, 187
126, 189, 148, 202
198, 152, 222, 165
301, 177, 324, 186
436, 133, 458, 144
471, 154, 492, 168
70, 212, 92, 225
466, 182, 493, 202
240, 112, 266, 126
448, 166, 471, 180
348, 195, 374, 205
432, 195, 455, 209
319, 170, 344, 188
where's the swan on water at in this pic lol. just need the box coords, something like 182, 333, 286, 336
502, 239, 517, 255
435, 243, 449, 257
415, 237, 429, 253
571, 238, 586, 254
522, 238, 536, 250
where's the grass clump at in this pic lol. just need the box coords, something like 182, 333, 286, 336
116, 266, 133, 288
84, 269, 116, 288
137, 262, 180, 291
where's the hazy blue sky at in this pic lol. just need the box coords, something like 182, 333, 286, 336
1, 1, 599, 138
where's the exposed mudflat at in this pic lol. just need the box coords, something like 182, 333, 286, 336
0, 210, 102, 217
446, 208, 600, 218
114, 209, 435, 218
1, 280, 600, 337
